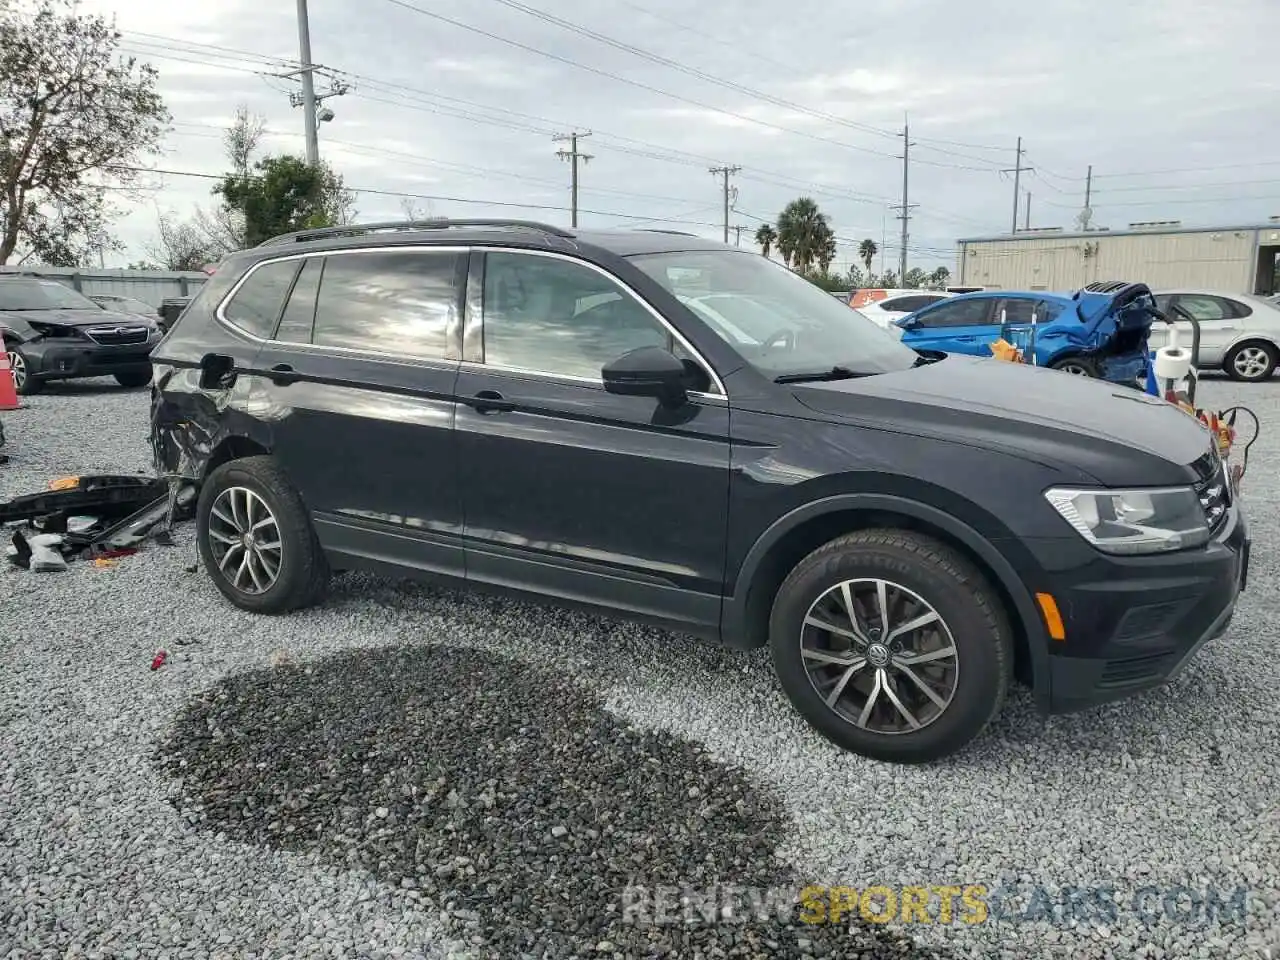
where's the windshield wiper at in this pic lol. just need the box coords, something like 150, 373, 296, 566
774, 365, 868, 384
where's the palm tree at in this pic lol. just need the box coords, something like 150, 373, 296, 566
776, 197, 829, 274
816, 225, 837, 276
754, 223, 778, 259
858, 238, 877, 277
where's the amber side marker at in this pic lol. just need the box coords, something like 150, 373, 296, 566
1035, 593, 1066, 641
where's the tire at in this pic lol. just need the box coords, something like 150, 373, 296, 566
1049, 355, 1099, 378
196, 455, 330, 614
4, 342, 41, 395
114, 367, 152, 389
768, 528, 1012, 764
1223, 341, 1277, 382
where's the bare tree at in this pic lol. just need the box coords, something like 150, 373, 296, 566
147, 212, 212, 271
399, 197, 435, 221
192, 103, 265, 255
0, 0, 169, 265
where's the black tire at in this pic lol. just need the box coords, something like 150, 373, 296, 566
196, 455, 330, 614
768, 529, 1012, 764
114, 367, 152, 389
4, 342, 41, 395
1223, 340, 1277, 382
1049, 355, 1099, 378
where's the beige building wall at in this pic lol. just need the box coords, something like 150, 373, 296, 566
955, 226, 1270, 292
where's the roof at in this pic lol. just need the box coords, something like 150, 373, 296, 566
956, 222, 1280, 244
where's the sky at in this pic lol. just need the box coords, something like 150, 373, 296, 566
72, 0, 1280, 275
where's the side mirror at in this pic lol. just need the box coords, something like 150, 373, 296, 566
602, 346, 688, 407
896, 316, 921, 330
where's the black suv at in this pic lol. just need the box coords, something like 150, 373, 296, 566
1, 277, 161, 394
149, 220, 1248, 763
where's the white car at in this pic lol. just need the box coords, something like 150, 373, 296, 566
1150, 290, 1280, 382
853, 289, 954, 329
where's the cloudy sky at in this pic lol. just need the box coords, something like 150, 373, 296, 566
77, 0, 1280, 274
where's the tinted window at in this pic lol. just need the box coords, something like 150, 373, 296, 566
916, 298, 992, 327
274, 257, 322, 343
223, 260, 301, 338
312, 251, 460, 359
483, 252, 670, 380
881, 296, 928, 313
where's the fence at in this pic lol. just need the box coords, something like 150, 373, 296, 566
0, 265, 208, 307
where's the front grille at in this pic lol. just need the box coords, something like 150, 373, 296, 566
1098, 651, 1175, 689
85, 324, 149, 345
1195, 457, 1231, 533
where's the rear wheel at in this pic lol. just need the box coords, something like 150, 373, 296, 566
1049, 355, 1099, 377
4, 343, 41, 395
114, 367, 152, 389
769, 529, 1012, 763
197, 456, 330, 614
1223, 341, 1277, 382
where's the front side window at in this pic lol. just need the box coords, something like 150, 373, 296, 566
312, 250, 460, 360
482, 252, 671, 380
631, 250, 917, 378
915, 298, 993, 328
223, 260, 301, 338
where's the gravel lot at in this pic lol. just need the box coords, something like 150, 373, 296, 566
1, 376, 1278, 960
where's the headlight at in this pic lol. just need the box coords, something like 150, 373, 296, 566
1044, 486, 1210, 555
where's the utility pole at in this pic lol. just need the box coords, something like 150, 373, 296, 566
554, 131, 593, 228
1001, 137, 1032, 234
1024, 191, 1031, 230
1084, 165, 1093, 210
732, 224, 748, 247
709, 165, 741, 243
295, 0, 319, 166
889, 120, 918, 283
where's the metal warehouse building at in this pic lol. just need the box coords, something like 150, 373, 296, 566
954, 220, 1280, 294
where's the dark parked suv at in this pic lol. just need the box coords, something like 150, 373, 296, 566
1, 277, 161, 394
149, 220, 1249, 763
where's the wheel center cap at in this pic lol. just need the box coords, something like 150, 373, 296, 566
868, 643, 890, 667
241, 532, 254, 548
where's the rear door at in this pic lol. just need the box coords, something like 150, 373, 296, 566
898, 297, 997, 355
249, 247, 466, 577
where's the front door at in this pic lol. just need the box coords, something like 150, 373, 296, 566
899, 297, 997, 356
1151, 293, 1243, 367
454, 249, 732, 634
246, 247, 467, 577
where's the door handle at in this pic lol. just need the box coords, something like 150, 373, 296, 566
471, 389, 515, 414
268, 363, 299, 386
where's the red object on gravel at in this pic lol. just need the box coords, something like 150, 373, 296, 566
150, 649, 168, 671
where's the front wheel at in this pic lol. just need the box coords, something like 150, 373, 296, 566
769, 529, 1012, 764
1223, 341, 1277, 382
5, 343, 41, 395
196, 455, 330, 614
1050, 356, 1099, 377
114, 367, 152, 389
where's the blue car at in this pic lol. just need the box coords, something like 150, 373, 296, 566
894, 281, 1158, 383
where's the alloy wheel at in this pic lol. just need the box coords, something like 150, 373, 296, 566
800, 578, 959, 734
6, 350, 26, 391
1232, 346, 1272, 380
1056, 362, 1091, 376
206, 486, 283, 594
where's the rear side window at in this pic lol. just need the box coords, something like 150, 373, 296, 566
311, 250, 461, 360
222, 260, 301, 338
274, 257, 323, 343
994, 298, 1038, 323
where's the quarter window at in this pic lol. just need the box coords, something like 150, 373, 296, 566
222, 260, 301, 338
312, 250, 461, 360
482, 252, 671, 380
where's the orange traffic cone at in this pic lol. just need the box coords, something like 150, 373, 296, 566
0, 350, 19, 410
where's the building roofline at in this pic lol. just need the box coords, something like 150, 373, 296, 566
956, 223, 1280, 244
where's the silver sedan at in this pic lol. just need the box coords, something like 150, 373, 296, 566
1150, 290, 1280, 382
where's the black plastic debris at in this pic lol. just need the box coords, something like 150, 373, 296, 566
0, 475, 167, 526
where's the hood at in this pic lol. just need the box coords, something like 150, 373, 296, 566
789, 356, 1214, 487
0, 307, 150, 328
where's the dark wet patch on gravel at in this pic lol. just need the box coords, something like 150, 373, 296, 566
158, 646, 949, 959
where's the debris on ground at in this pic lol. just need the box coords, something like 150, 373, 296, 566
150, 649, 168, 671
1, 473, 196, 572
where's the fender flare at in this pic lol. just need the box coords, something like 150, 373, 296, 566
724, 493, 1051, 712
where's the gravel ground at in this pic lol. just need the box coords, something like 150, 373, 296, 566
1, 375, 1278, 960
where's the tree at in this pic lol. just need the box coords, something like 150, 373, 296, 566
776, 197, 831, 274
754, 223, 777, 259
192, 105, 263, 255
815, 227, 836, 276
0, 0, 169, 264
147, 212, 212, 271
216, 154, 355, 247
845, 265, 865, 289
858, 238, 878, 277
929, 266, 951, 288
903, 267, 928, 289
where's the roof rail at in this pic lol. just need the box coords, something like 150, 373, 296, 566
257, 218, 577, 247
637, 228, 699, 237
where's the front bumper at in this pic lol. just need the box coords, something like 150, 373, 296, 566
26, 339, 155, 381
1033, 502, 1248, 714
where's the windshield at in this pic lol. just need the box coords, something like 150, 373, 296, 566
0, 279, 99, 311
629, 250, 919, 378
96, 296, 155, 315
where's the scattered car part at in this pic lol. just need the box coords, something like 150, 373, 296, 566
0, 475, 167, 526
